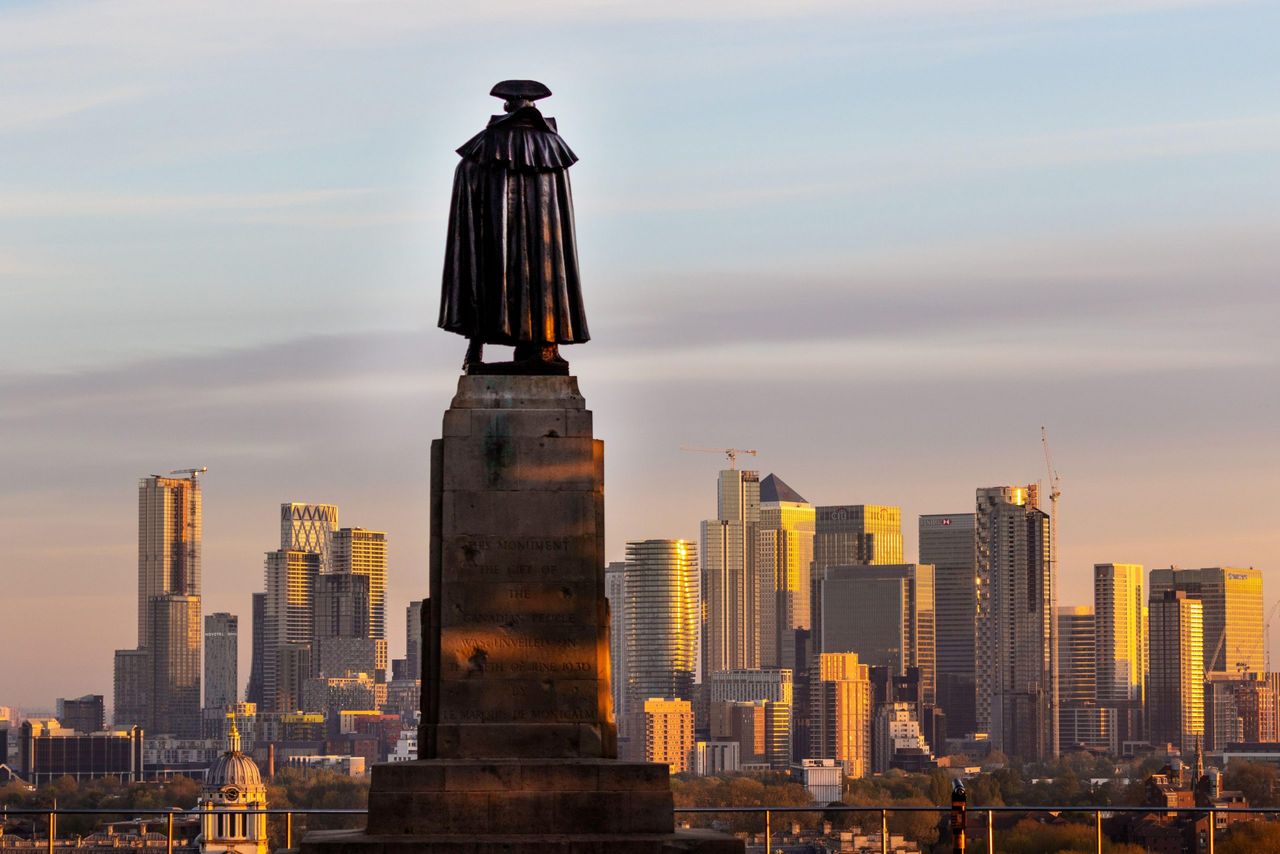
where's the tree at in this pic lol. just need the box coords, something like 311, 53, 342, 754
1223, 761, 1278, 808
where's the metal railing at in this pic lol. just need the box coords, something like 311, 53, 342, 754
4, 803, 1278, 853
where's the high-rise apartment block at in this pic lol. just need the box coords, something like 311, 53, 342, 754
1149, 567, 1264, 676
246, 592, 267, 706
605, 561, 628, 736
1056, 606, 1114, 751
706, 668, 793, 767
701, 469, 761, 676
756, 475, 814, 670
204, 613, 239, 709
1094, 563, 1146, 742
312, 572, 380, 680
150, 593, 202, 736
637, 698, 695, 774
919, 513, 977, 738
975, 485, 1055, 761
114, 472, 204, 736
819, 564, 936, 706
810, 652, 872, 777
624, 540, 698, 707
1148, 590, 1205, 753
405, 600, 424, 679
330, 527, 388, 650
263, 548, 320, 710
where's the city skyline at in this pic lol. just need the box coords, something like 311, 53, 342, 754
3, 0, 1278, 709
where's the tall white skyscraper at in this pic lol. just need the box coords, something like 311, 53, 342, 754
624, 540, 698, 707
975, 484, 1056, 761
701, 469, 760, 676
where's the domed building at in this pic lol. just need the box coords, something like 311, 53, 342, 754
197, 722, 268, 854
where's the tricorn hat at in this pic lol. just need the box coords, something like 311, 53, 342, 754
490, 79, 552, 101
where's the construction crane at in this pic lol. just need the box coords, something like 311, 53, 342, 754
170, 467, 208, 479
1041, 426, 1062, 758
680, 446, 758, 469
1266, 600, 1280, 672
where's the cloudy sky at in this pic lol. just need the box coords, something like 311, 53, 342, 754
2, 0, 1277, 710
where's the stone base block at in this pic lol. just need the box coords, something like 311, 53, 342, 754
363, 759, 677, 836
299, 829, 743, 854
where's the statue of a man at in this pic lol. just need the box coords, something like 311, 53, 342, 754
438, 80, 589, 374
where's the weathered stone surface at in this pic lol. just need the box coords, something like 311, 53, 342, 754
300, 375, 740, 854
300, 829, 742, 854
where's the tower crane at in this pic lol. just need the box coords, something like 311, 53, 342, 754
1041, 426, 1062, 758
1266, 600, 1280, 672
170, 467, 208, 479
680, 446, 758, 469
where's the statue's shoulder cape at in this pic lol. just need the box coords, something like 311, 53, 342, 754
456, 107, 578, 172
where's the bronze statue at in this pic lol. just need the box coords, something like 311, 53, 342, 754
438, 80, 589, 375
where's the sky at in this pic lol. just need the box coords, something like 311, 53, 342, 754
1, 0, 1277, 711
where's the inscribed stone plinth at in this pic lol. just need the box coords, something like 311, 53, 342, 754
299, 375, 741, 854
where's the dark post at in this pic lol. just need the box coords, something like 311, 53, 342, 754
950, 779, 967, 852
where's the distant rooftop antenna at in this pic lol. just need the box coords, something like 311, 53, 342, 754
680, 446, 758, 470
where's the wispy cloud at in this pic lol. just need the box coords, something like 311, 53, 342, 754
0, 188, 375, 218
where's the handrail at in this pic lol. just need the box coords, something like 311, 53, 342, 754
1, 802, 1268, 854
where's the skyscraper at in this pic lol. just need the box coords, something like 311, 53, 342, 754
114, 471, 204, 735
975, 485, 1055, 761
312, 572, 379, 679
150, 594, 202, 736
701, 469, 761, 676
624, 540, 699, 710
137, 475, 202, 645
204, 613, 239, 709
819, 564, 936, 706
810, 652, 872, 777
406, 600, 424, 679
637, 698, 695, 774
56, 695, 105, 734
605, 561, 628, 736
919, 513, 977, 738
756, 475, 814, 670
811, 505, 904, 661
246, 592, 266, 707
1148, 590, 1205, 753
1149, 567, 1264, 676
263, 549, 320, 711
1057, 606, 1095, 706
330, 527, 389, 673
280, 503, 338, 571
1094, 563, 1146, 742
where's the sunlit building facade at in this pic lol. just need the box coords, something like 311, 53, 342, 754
701, 469, 761, 676
1094, 563, 1146, 743
624, 540, 698, 707
810, 652, 872, 778
280, 503, 338, 571
975, 484, 1055, 761
637, 698, 694, 774
1148, 590, 1205, 754
1149, 567, 1264, 676
757, 475, 815, 670
330, 527, 389, 674
263, 549, 320, 711
919, 513, 977, 738
115, 472, 204, 736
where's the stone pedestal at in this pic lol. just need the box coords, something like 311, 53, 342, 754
300, 375, 741, 854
